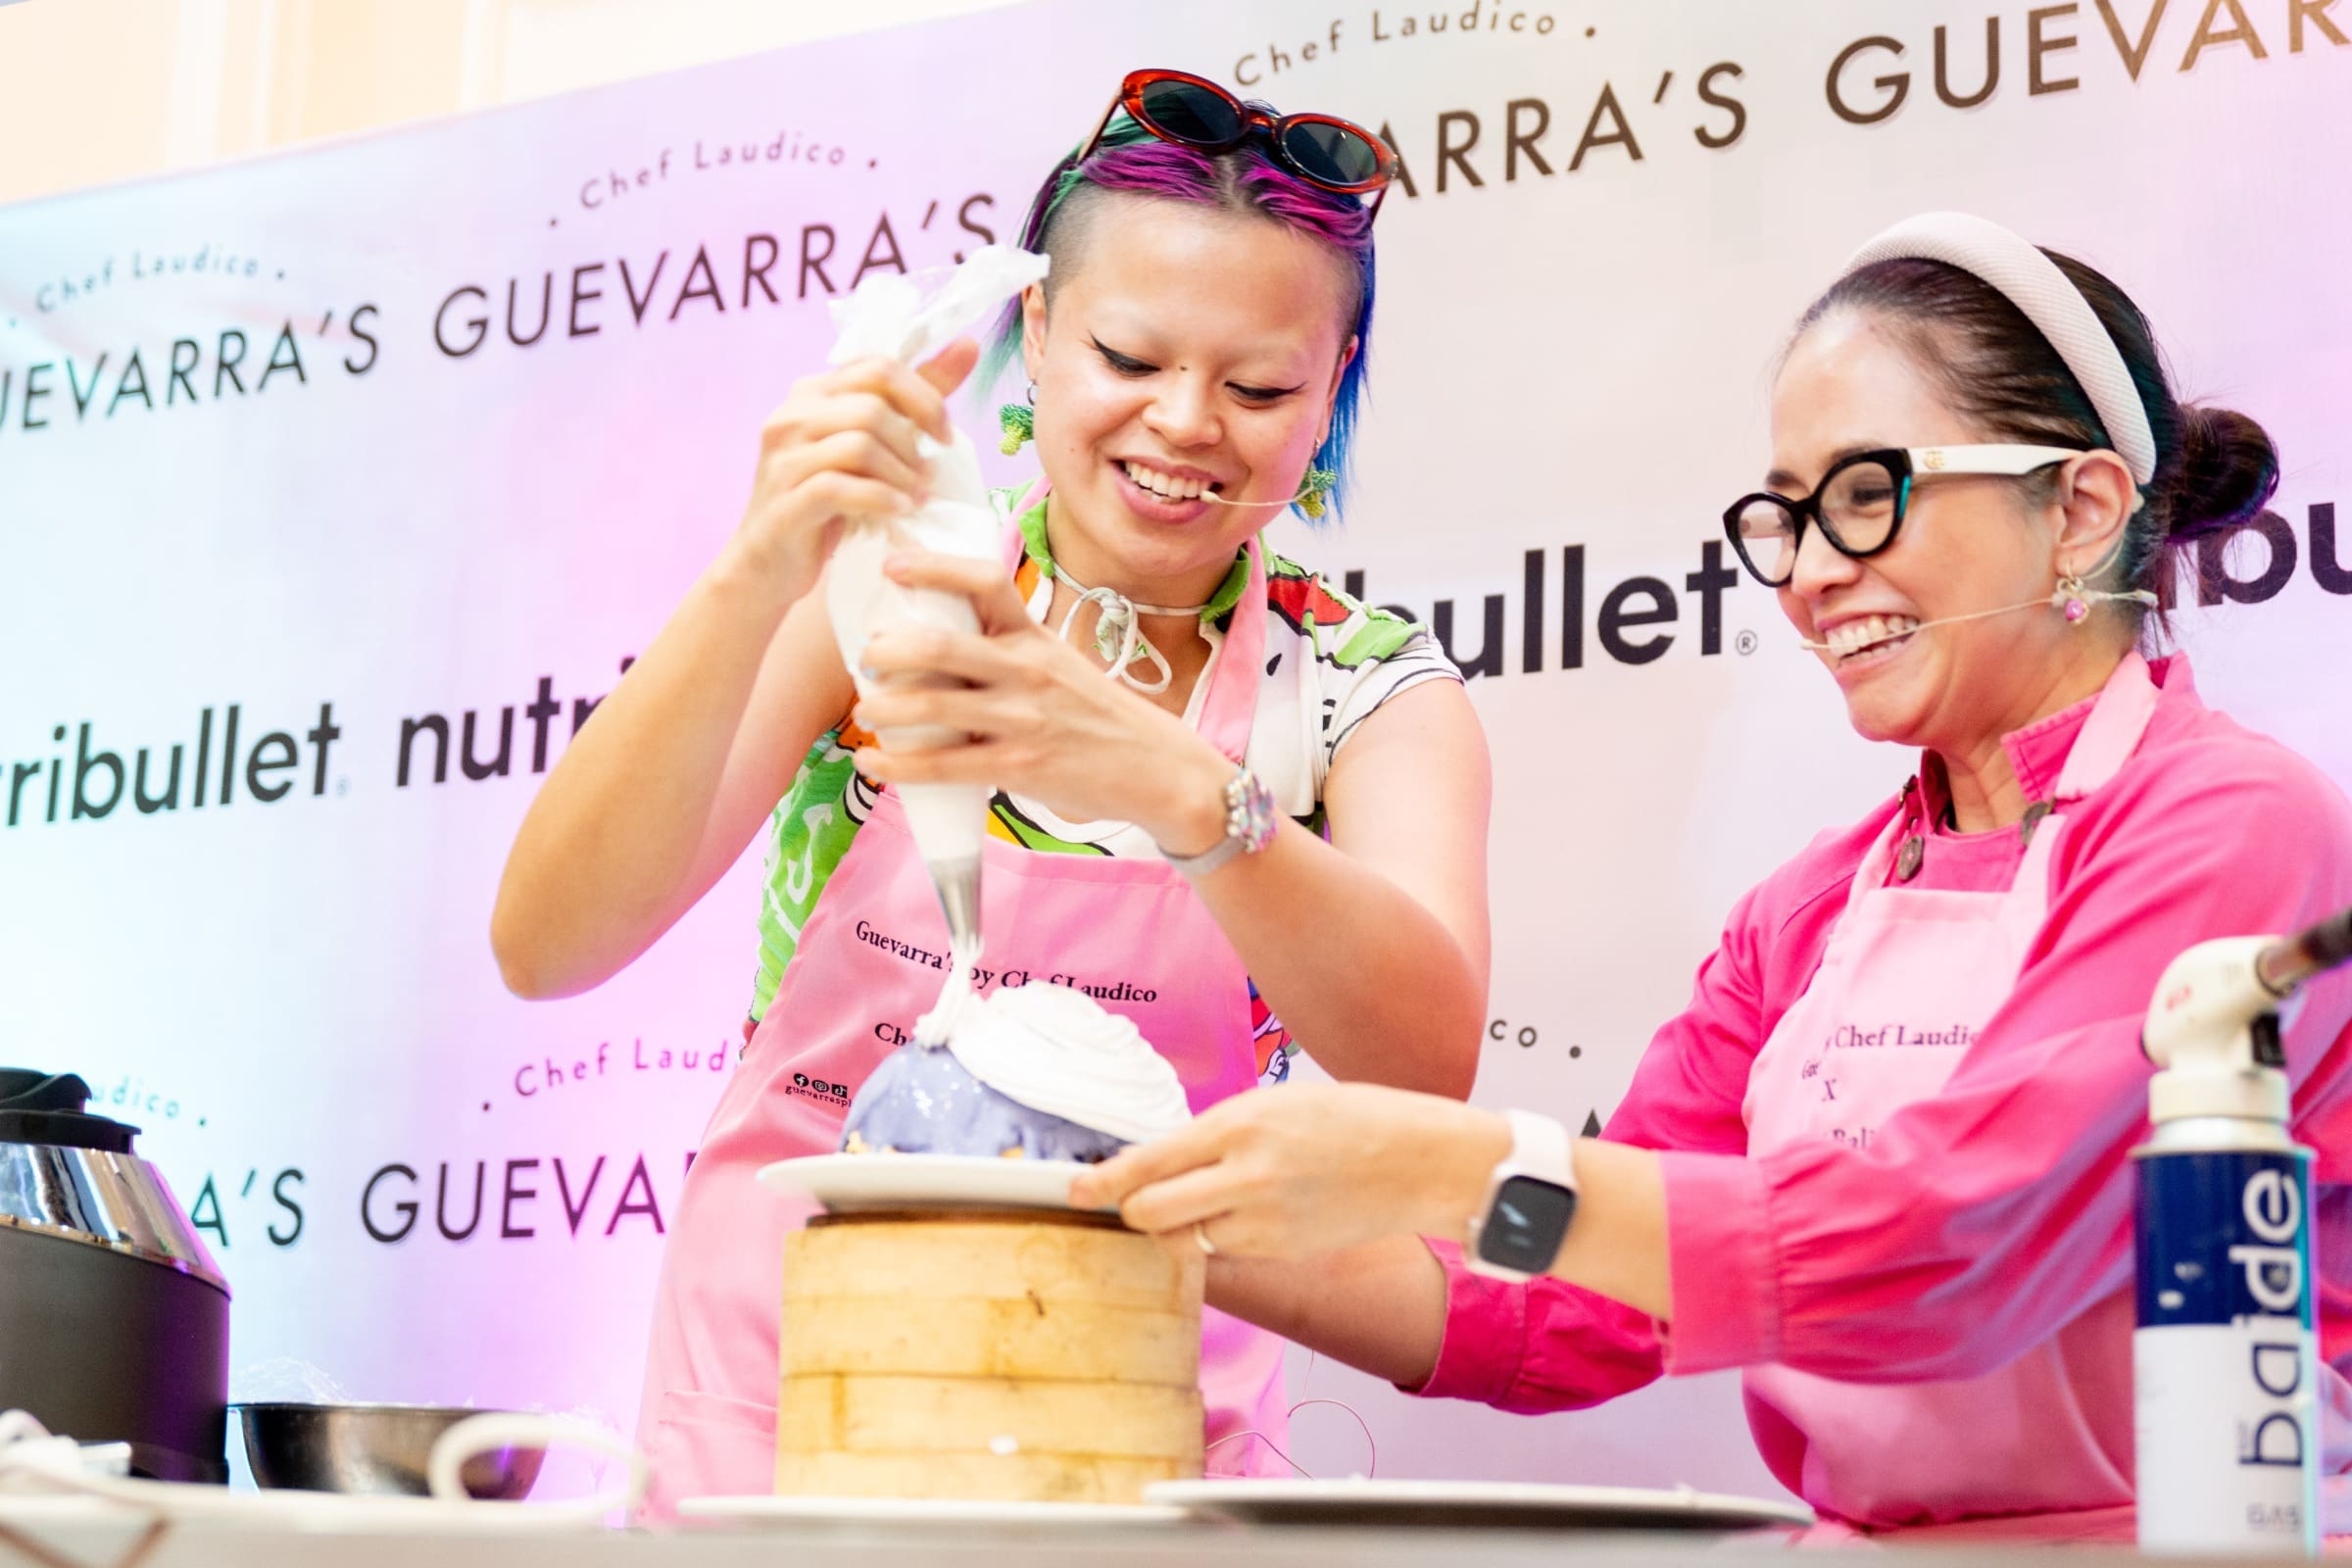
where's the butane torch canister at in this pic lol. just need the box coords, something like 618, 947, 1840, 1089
2133, 909, 2352, 1556
2133, 1102, 2318, 1553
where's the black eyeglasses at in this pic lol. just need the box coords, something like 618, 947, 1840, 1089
1722, 444, 2084, 587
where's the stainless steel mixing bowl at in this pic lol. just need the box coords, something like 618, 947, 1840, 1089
233, 1402, 545, 1499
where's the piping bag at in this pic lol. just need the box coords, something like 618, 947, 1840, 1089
822, 245, 1050, 966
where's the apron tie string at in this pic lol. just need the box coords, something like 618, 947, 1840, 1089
1050, 565, 1211, 696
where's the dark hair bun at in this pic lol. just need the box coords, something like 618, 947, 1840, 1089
2167, 405, 2279, 541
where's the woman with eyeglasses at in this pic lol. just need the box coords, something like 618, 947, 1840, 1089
492, 72, 1491, 1510
1074, 213, 2352, 1540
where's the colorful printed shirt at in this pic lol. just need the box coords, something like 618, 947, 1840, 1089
749, 488, 1461, 1085
1415, 655, 2352, 1534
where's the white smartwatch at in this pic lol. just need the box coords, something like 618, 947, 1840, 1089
1464, 1109, 1580, 1281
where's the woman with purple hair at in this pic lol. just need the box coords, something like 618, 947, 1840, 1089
494, 72, 1492, 1509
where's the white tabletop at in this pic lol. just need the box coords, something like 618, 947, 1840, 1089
0, 1499, 2227, 1568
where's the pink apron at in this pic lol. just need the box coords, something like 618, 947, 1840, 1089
633, 519, 1290, 1515
1739, 653, 2162, 1536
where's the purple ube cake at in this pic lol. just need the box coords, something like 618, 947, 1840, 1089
839, 982, 1191, 1163
841, 1042, 1125, 1162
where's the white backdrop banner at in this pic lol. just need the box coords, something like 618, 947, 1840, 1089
3, 0, 2346, 1499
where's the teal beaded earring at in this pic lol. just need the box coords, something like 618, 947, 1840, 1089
1295, 466, 1337, 520
998, 383, 1037, 455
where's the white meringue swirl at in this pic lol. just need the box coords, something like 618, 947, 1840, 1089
936, 983, 1191, 1145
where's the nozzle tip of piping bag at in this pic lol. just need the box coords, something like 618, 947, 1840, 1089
929, 855, 983, 954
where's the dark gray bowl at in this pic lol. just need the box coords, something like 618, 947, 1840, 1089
233, 1402, 544, 1499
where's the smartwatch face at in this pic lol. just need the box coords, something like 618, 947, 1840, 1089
1479, 1175, 1577, 1275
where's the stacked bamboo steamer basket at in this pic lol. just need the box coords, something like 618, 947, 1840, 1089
777, 1207, 1205, 1502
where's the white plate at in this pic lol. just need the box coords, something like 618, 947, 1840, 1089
0, 1487, 608, 1534
756, 1152, 1111, 1213
677, 1494, 1185, 1529
1144, 1479, 1813, 1534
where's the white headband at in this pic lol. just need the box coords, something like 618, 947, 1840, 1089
1842, 212, 2157, 485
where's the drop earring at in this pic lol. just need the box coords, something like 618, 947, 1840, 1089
2050, 570, 2157, 623
1295, 466, 1337, 520
2050, 533, 2158, 624
998, 382, 1037, 455
2057, 573, 2092, 623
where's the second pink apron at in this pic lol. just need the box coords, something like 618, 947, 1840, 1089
1739, 652, 2163, 1534
634, 520, 1291, 1515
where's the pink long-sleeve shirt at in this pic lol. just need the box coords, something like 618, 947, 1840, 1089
1421, 654, 2352, 1531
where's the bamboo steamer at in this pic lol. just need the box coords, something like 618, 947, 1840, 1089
776, 1208, 1205, 1503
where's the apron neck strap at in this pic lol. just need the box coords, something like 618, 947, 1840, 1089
1001, 478, 1052, 569
2049, 650, 2159, 802
1199, 537, 1267, 762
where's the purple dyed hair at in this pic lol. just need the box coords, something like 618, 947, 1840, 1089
982, 116, 1376, 522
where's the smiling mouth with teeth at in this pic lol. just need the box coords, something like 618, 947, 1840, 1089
1825, 614, 1924, 660
1121, 460, 1222, 503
